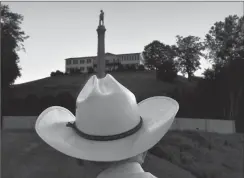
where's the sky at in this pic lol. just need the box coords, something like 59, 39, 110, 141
4, 1, 243, 84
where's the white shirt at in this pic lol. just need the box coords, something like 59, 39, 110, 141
97, 162, 157, 178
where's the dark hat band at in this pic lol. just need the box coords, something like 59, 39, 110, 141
66, 117, 143, 141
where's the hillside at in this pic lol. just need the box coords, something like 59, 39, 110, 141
8, 71, 197, 100
150, 130, 244, 178
2, 130, 243, 178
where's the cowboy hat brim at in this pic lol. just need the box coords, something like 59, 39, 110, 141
35, 96, 179, 162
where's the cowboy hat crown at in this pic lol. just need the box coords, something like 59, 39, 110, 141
75, 74, 141, 137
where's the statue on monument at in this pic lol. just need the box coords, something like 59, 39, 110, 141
99, 10, 104, 26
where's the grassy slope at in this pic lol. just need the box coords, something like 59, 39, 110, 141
10, 71, 196, 100
2, 130, 243, 178
150, 130, 244, 178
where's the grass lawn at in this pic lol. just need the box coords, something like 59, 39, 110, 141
2, 130, 243, 178
150, 130, 244, 178
9, 71, 196, 100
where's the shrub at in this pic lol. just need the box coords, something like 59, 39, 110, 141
70, 68, 81, 75
157, 60, 178, 82
117, 63, 125, 72
24, 94, 40, 115
208, 143, 212, 150
50, 70, 64, 77
88, 67, 94, 74
128, 64, 136, 71
56, 92, 75, 114
224, 140, 229, 146
40, 95, 56, 111
138, 65, 145, 71
124, 64, 130, 70
7, 98, 25, 116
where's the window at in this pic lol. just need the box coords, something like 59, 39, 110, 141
66, 60, 71, 65
80, 60, 85, 64
73, 60, 78, 64
106, 60, 109, 64
87, 59, 91, 63
80, 67, 85, 71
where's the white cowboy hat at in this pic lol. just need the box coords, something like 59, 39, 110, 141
35, 74, 179, 162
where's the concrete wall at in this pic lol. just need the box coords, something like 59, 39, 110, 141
3, 116, 37, 130
2, 116, 236, 134
170, 118, 235, 134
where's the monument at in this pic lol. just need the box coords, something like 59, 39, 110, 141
97, 10, 106, 78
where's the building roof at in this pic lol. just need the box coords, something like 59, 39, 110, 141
116, 52, 141, 55
105, 52, 116, 55
64, 52, 142, 60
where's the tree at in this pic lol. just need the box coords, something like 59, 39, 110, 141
143, 40, 176, 70
50, 70, 64, 77
201, 65, 230, 119
1, 5, 29, 88
204, 15, 244, 130
205, 15, 244, 66
157, 60, 178, 82
157, 61, 178, 82
175, 35, 205, 81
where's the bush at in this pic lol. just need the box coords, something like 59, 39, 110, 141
124, 64, 130, 70
24, 94, 40, 115
157, 60, 178, 82
128, 64, 136, 71
70, 68, 81, 75
50, 70, 64, 77
40, 95, 56, 111
138, 65, 145, 71
7, 98, 25, 116
56, 92, 75, 114
88, 67, 94, 74
117, 63, 125, 72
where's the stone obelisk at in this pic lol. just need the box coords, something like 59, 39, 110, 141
97, 10, 106, 79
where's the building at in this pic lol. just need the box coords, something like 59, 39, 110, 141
65, 52, 144, 73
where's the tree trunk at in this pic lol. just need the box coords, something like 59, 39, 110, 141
187, 72, 192, 81
230, 87, 244, 132
229, 91, 235, 120
234, 87, 243, 120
